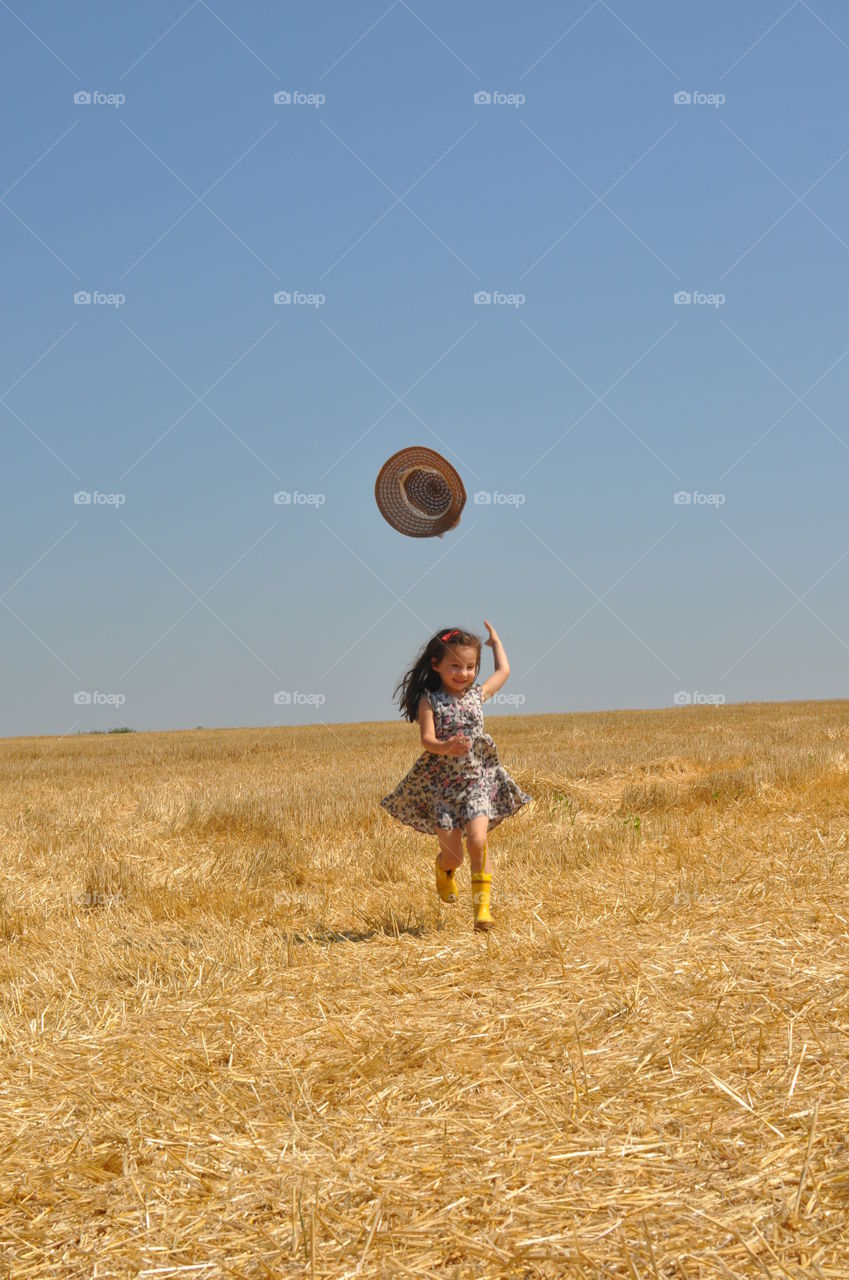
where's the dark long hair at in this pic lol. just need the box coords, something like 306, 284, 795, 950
391, 627, 482, 723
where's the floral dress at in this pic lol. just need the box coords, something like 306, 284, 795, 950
380, 683, 532, 834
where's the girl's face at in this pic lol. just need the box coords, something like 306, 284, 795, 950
431, 644, 478, 694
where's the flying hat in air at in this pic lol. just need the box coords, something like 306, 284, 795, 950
374, 446, 466, 539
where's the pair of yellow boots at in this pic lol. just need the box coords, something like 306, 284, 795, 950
435, 847, 493, 931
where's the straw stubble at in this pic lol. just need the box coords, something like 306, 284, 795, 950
0, 703, 848, 1275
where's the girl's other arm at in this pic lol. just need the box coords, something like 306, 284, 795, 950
419, 697, 468, 756
419, 697, 449, 754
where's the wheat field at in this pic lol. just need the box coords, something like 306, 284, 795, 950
1, 700, 848, 1277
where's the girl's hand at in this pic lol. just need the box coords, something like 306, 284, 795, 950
483, 619, 500, 648
444, 734, 471, 757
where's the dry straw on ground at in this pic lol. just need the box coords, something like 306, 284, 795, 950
1, 700, 848, 1277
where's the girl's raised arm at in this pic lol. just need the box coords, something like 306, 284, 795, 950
480, 619, 511, 704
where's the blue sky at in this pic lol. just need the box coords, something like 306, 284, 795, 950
2, 1, 849, 737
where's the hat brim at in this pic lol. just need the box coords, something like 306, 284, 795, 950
375, 446, 466, 538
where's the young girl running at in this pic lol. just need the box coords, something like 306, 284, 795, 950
380, 621, 532, 931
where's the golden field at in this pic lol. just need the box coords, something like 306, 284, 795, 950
1, 699, 848, 1278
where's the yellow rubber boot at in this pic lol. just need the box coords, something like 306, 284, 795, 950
435, 854, 458, 903
471, 871, 494, 931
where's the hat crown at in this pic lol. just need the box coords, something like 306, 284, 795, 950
401, 467, 452, 517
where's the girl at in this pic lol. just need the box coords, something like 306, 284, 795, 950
380, 621, 532, 931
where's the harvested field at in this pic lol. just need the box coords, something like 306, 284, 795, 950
1, 699, 848, 1277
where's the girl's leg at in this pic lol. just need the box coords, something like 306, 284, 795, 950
436, 827, 463, 871
464, 816, 491, 874
465, 816, 494, 931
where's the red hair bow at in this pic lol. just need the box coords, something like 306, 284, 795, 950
440, 629, 459, 642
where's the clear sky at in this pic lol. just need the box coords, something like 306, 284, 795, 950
2, 1, 849, 737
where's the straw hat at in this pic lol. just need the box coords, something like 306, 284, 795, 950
374, 446, 466, 538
